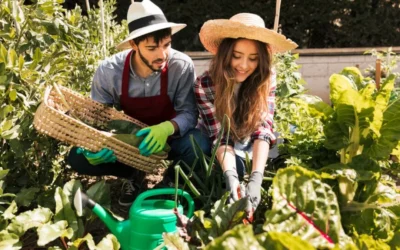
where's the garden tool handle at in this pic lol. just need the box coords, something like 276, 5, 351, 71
132, 188, 194, 217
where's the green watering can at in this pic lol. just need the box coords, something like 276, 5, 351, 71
74, 188, 194, 250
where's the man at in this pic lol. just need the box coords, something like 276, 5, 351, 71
68, 0, 210, 206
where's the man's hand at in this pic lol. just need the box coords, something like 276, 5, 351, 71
246, 171, 263, 214
223, 170, 243, 204
76, 148, 116, 165
136, 121, 174, 156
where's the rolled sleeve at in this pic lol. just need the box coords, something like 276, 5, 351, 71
171, 61, 198, 136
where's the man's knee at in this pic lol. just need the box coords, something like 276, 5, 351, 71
185, 129, 211, 156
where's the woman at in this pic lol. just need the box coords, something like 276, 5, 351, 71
195, 13, 297, 216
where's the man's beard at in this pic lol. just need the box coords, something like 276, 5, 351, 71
137, 48, 167, 72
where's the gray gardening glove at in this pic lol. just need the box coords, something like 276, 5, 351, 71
246, 171, 263, 213
223, 170, 243, 204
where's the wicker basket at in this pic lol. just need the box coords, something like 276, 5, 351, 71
33, 85, 168, 173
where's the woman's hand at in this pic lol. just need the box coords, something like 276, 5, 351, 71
223, 170, 242, 204
246, 171, 263, 213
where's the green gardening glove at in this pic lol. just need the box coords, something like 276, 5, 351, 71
136, 121, 174, 156
76, 148, 117, 165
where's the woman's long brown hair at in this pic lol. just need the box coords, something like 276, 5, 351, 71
210, 38, 272, 141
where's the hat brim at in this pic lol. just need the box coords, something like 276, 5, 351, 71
116, 23, 186, 50
199, 19, 298, 54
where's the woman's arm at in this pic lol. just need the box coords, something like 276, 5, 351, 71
216, 145, 236, 172
251, 139, 269, 173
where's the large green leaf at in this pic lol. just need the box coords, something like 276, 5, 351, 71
37, 220, 74, 246
370, 75, 396, 135
205, 224, 264, 250
353, 234, 390, 250
342, 183, 400, 241
208, 192, 248, 239
162, 232, 190, 250
15, 187, 39, 207
6, 207, 53, 237
0, 230, 21, 249
365, 97, 400, 159
86, 180, 111, 208
263, 166, 353, 249
340, 67, 363, 89
54, 187, 83, 239
329, 74, 357, 104
94, 234, 120, 250
257, 231, 315, 250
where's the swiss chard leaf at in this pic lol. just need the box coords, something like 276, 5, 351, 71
264, 166, 353, 249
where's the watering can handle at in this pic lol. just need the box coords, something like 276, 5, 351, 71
132, 188, 195, 218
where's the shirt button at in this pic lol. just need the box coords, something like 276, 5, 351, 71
146, 83, 149, 87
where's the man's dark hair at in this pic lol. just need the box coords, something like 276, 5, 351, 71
133, 28, 172, 45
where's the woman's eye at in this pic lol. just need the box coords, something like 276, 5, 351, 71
233, 55, 240, 59
249, 57, 258, 62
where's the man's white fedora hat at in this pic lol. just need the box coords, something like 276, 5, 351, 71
116, 0, 186, 50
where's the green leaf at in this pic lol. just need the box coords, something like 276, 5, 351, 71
70, 233, 95, 249
3, 201, 18, 220
63, 179, 83, 206
329, 74, 357, 104
0, 75, 7, 84
257, 231, 316, 250
163, 232, 189, 250
370, 74, 396, 136
15, 187, 39, 207
95, 234, 120, 250
33, 47, 42, 63
264, 166, 353, 249
353, 234, 390, 250
86, 180, 111, 208
37, 220, 74, 246
54, 187, 83, 239
8, 89, 17, 101
0, 169, 9, 180
18, 55, 24, 71
8, 49, 17, 67
0, 105, 14, 119
388, 231, 400, 250
205, 224, 264, 250
7, 207, 53, 237
0, 230, 21, 249
209, 193, 248, 239
0, 44, 7, 63
341, 182, 400, 241
365, 97, 400, 159
340, 67, 363, 89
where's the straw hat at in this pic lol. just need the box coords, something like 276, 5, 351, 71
199, 13, 298, 54
116, 0, 186, 50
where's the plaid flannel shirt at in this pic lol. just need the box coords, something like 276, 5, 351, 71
194, 70, 277, 148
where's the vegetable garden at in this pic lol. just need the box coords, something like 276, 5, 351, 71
1, 0, 400, 249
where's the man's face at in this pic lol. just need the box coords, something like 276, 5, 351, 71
131, 36, 172, 72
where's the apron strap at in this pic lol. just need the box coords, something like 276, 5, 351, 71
121, 50, 134, 98
160, 63, 168, 96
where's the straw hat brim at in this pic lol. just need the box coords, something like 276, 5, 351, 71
116, 23, 186, 50
199, 19, 298, 54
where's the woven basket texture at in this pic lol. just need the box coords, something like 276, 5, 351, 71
33, 85, 168, 173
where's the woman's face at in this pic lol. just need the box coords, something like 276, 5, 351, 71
230, 39, 259, 83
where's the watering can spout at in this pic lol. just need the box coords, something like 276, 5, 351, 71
74, 188, 131, 250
